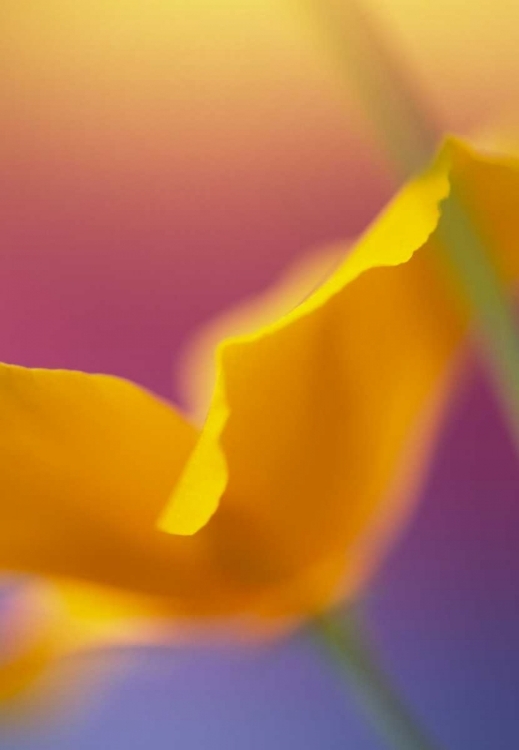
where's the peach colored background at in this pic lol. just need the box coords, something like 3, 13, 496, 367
1, 0, 517, 399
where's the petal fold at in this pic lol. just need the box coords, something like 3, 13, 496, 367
160, 144, 453, 537
160, 138, 519, 611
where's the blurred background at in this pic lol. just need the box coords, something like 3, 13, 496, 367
1, 0, 519, 747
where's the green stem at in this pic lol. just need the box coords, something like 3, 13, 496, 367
438, 188, 519, 453
300, 0, 440, 176
312, 608, 442, 750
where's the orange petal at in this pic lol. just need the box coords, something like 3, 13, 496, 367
0, 366, 198, 595
160, 139, 519, 615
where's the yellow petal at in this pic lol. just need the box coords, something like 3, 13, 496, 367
0, 366, 311, 620
160, 138, 519, 614
160, 144, 452, 536
3, 137, 519, 637
446, 139, 519, 284
0, 366, 198, 596
0, 583, 57, 706
0, 580, 166, 715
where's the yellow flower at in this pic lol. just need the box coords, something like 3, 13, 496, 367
1, 137, 518, 700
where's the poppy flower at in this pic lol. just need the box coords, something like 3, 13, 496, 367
1, 137, 518, 700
